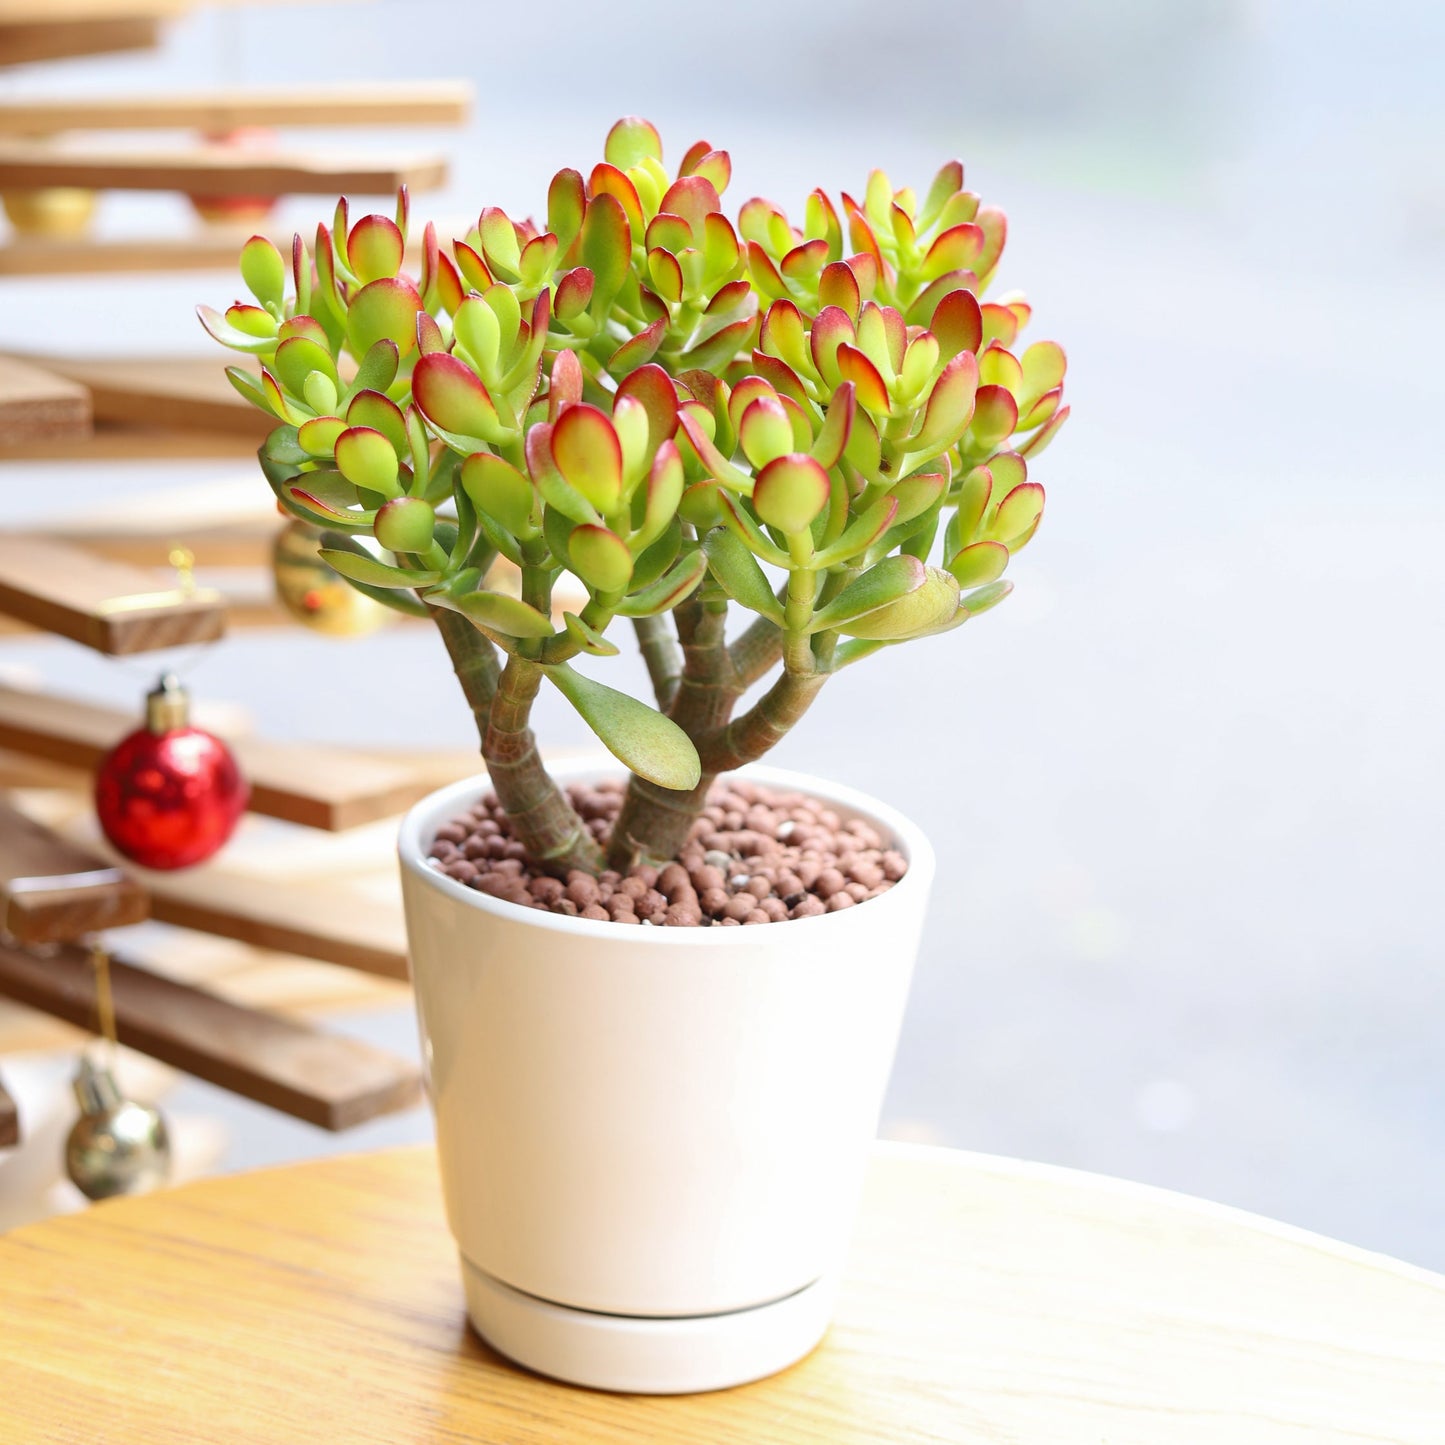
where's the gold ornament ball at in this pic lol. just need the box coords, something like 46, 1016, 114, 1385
2, 187, 98, 239
64, 1057, 172, 1201
273, 520, 391, 637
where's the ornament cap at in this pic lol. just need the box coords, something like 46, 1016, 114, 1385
145, 673, 190, 733
72, 1054, 123, 1114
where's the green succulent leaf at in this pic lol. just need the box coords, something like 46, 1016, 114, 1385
318, 548, 437, 590
546, 662, 700, 790
702, 526, 784, 624
614, 547, 707, 617
563, 611, 620, 657
808, 554, 926, 633
451, 590, 555, 639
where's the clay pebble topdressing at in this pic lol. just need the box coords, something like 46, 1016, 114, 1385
426, 777, 908, 926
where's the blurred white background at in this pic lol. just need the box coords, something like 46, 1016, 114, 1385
1, 1, 1442, 1264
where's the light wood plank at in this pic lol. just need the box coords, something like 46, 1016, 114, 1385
0, 1073, 16, 1147
1, 1144, 1444, 1441
0, 143, 447, 197
0, 684, 433, 831
0, 797, 147, 944
0, 16, 162, 68
0, 230, 255, 277
14, 354, 268, 438
0, 938, 421, 1128
0, 0, 185, 20
0, 354, 90, 446
0, 534, 225, 655
0, 81, 472, 135
0, 423, 261, 460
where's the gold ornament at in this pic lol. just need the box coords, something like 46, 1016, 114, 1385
272, 520, 391, 637
63, 946, 171, 1201
64, 1056, 172, 1200
2, 187, 97, 238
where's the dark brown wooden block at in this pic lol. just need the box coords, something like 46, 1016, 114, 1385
0, 797, 148, 944
0, 938, 422, 1130
0, 534, 226, 655
0, 1073, 16, 1148
0, 685, 433, 832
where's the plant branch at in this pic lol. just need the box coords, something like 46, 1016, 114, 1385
696, 667, 828, 774
483, 655, 604, 874
633, 615, 682, 710
429, 607, 500, 747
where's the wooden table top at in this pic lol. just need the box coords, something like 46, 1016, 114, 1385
2, 1143, 1442, 1444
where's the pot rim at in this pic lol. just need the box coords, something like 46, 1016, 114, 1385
397, 757, 934, 945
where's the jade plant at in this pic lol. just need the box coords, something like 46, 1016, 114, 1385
201, 117, 1068, 874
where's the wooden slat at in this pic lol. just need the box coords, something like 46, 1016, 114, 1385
0, 797, 147, 944
0, 231, 252, 277
15, 355, 268, 438
0, 144, 447, 197
0, 1073, 16, 1147
145, 868, 408, 980
0, 937, 421, 1129
0, 0, 185, 20
0, 534, 225, 654
0, 17, 162, 69
0, 685, 432, 831
0, 81, 472, 135
0, 424, 260, 460
0, 354, 90, 446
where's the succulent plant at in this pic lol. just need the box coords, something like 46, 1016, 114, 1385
202, 117, 1069, 874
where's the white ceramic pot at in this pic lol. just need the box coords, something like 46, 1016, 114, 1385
398, 760, 934, 1393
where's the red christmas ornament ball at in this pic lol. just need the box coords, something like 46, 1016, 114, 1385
95, 678, 248, 871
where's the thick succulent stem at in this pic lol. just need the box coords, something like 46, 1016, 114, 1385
729, 614, 783, 690
483, 655, 604, 874
695, 668, 827, 773
430, 606, 501, 746
633, 615, 682, 709
606, 598, 738, 870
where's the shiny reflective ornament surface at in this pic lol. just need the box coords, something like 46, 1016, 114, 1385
1, 187, 97, 238
272, 520, 390, 636
64, 1056, 171, 1201
94, 675, 248, 870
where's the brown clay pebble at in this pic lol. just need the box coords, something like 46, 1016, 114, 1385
657, 863, 691, 899
724, 894, 756, 922
429, 778, 908, 928
848, 860, 884, 889
566, 874, 600, 908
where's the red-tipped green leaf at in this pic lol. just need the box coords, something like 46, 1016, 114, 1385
946, 539, 1009, 587
752, 453, 830, 534
412, 351, 503, 444
347, 214, 404, 284
346, 277, 423, 360
605, 116, 664, 170
334, 426, 401, 496
551, 403, 623, 513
